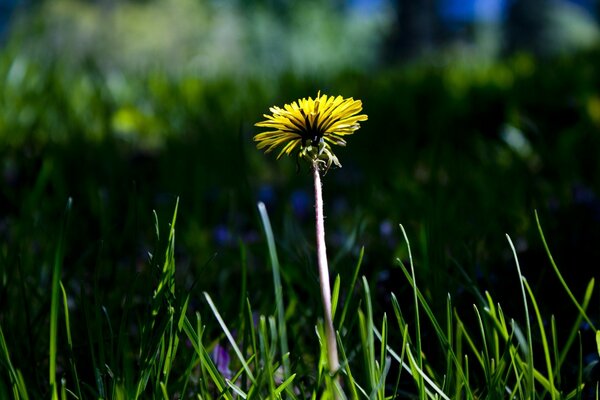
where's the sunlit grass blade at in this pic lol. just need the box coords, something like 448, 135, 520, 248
506, 234, 535, 396
389, 294, 410, 381
258, 316, 276, 398
182, 313, 233, 399
558, 278, 595, 368
331, 274, 341, 321
274, 373, 297, 397
161, 294, 190, 388
238, 241, 248, 319
550, 317, 560, 388
404, 346, 451, 400
523, 278, 558, 399
0, 324, 29, 400
398, 224, 425, 399
395, 259, 474, 398
336, 331, 362, 400
245, 298, 259, 378
454, 312, 485, 371
225, 378, 248, 399
535, 211, 596, 330
60, 282, 82, 399
257, 201, 290, 378
379, 313, 388, 398
153, 197, 179, 304
159, 382, 168, 399
50, 198, 72, 399
445, 294, 455, 393
359, 276, 377, 394
473, 304, 492, 382
204, 292, 256, 384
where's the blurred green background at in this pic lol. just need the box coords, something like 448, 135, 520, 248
1, 0, 600, 393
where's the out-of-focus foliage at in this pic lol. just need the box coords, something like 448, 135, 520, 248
1, 42, 599, 298
8, 0, 392, 78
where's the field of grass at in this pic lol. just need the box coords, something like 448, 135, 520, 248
0, 42, 599, 398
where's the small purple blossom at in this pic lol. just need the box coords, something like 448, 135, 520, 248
211, 343, 232, 379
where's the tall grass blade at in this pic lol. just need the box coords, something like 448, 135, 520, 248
523, 279, 558, 399
506, 234, 535, 397
153, 197, 179, 304
60, 282, 82, 399
359, 276, 377, 393
238, 241, 248, 320
258, 316, 276, 398
559, 278, 595, 369
204, 292, 256, 384
405, 347, 451, 400
337, 246, 364, 330
336, 332, 361, 400
535, 211, 596, 329
0, 324, 29, 400
50, 198, 72, 398
395, 259, 474, 398
331, 274, 341, 320
181, 313, 233, 399
398, 224, 425, 399
257, 201, 290, 378
472, 305, 492, 381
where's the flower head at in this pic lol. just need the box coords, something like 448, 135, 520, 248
254, 91, 367, 169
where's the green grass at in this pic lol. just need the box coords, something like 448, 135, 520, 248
0, 41, 600, 399
1, 196, 598, 399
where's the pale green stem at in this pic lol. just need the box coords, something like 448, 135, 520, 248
312, 161, 340, 374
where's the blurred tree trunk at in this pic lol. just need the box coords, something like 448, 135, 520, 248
504, 0, 551, 55
386, 0, 439, 61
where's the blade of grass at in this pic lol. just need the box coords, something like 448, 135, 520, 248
181, 313, 233, 399
362, 276, 376, 392
258, 316, 276, 398
550, 317, 560, 388
50, 198, 72, 399
535, 211, 596, 330
257, 202, 290, 378
523, 278, 558, 399
558, 278, 595, 368
336, 332, 361, 400
473, 305, 492, 383
506, 234, 535, 397
391, 299, 411, 378
274, 373, 297, 397
404, 346, 451, 400
238, 241, 248, 320
0, 324, 29, 400
204, 292, 256, 384
376, 313, 389, 400
331, 274, 341, 321
395, 261, 474, 398
59, 283, 82, 399
337, 246, 364, 331
245, 298, 259, 381
154, 197, 178, 301
398, 224, 425, 399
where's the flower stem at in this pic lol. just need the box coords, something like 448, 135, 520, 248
312, 161, 340, 374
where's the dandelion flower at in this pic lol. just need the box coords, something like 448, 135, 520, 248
254, 92, 368, 169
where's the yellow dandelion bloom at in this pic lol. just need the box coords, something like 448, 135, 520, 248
254, 92, 368, 168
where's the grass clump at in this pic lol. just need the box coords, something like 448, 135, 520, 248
1, 193, 597, 399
